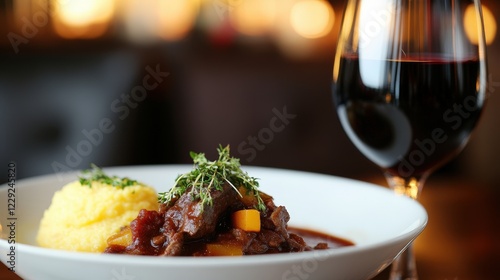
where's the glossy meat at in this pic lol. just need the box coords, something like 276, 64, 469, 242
105, 183, 321, 256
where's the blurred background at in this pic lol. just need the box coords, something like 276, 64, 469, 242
0, 0, 499, 183
0, 0, 499, 279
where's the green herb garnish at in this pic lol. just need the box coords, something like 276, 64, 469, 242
79, 163, 139, 189
158, 145, 266, 212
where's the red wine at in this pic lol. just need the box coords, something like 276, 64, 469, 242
334, 55, 484, 178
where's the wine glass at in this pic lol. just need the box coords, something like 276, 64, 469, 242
332, 0, 488, 279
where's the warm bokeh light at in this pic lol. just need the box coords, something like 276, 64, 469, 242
290, 0, 334, 39
121, 0, 158, 43
464, 4, 497, 45
55, 0, 114, 27
229, 0, 277, 36
273, 0, 336, 59
157, 0, 200, 41
52, 0, 115, 38
122, 0, 199, 43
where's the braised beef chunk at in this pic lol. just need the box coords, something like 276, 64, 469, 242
167, 182, 241, 240
105, 182, 324, 256
249, 202, 312, 254
104, 209, 164, 255
159, 182, 241, 255
129, 209, 164, 255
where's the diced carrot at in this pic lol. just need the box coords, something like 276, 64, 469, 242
205, 243, 243, 256
106, 226, 132, 247
231, 209, 261, 232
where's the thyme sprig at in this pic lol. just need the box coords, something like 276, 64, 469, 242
158, 145, 266, 212
79, 163, 139, 189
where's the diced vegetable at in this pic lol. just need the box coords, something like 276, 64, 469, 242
231, 209, 261, 232
205, 243, 243, 256
106, 227, 132, 247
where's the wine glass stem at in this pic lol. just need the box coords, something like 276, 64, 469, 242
390, 243, 418, 280
384, 173, 427, 280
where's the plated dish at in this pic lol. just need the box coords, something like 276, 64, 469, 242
103, 147, 351, 257
0, 158, 427, 280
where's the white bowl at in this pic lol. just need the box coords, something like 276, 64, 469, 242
0, 165, 427, 280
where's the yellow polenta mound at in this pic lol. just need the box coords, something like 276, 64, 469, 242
36, 181, 158, 253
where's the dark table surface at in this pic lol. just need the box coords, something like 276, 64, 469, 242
2, 175, 499, 280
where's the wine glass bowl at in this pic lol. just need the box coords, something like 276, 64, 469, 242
333, 0, 488, 279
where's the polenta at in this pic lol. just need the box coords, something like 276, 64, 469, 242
37, 180, 158, 253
